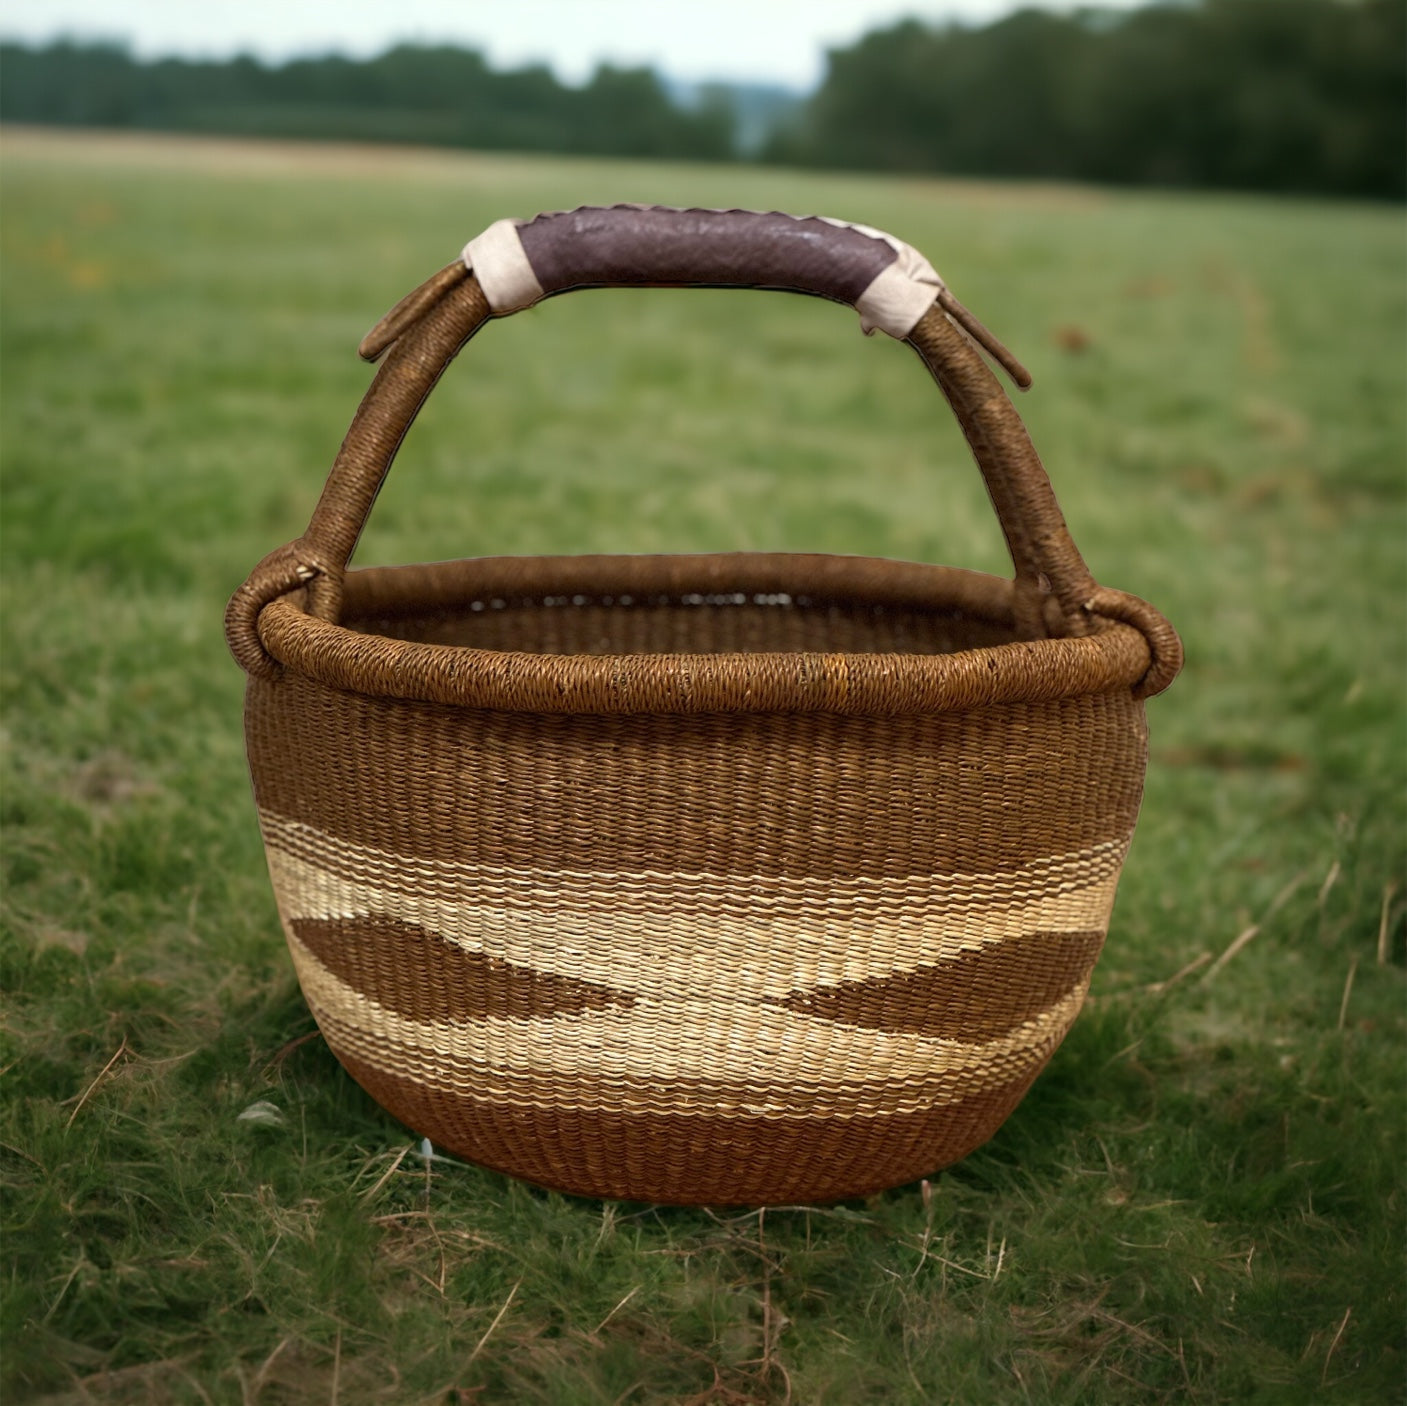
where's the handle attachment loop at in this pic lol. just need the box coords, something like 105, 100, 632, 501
1082, 587, 1184, 698
224, 541, 324, 680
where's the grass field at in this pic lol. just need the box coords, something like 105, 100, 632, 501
1, 126, 1403, 1404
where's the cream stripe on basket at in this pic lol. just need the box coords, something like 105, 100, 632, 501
260, 811, 1128, 906
261, 813, 1123, 1001
287, 928, 1087, 1118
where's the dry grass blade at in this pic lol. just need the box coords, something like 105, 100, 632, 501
1378, 882, 1399, 964
1317, 859, 1341, 907
592, 1285, 641, 1337
1202, 925, 1260, 984
1147, 950, 1212, 994
359, 1145, 412, 1204
0, 1138, 46, 1171
64, 1037, 128, 1129
242, 1337, 290, 1406
41, 1255, 89, 1324
1176, 1338, 1193, 1395
928, 1253, 993, 1280
742, 1209, 792, 1405
465, 1279, 521, 1368
264, 1029, 323, 1072
1202, 870, 1309, 984
1321, 1306, 1352, 1385
1089, 1309, 1177, 1356
1337, 958, 1359, 1030
69, 1356, 208, 1403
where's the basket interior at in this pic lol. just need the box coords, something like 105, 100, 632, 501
344, 590, 1021, 657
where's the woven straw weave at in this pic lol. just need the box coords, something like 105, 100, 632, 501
226, 209, 1180, 1204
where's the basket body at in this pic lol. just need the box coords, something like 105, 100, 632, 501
228, 207, 1181, 1203
246, 557, 1150, 1204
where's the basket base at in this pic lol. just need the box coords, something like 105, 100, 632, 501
335, 1047, 1044, 1205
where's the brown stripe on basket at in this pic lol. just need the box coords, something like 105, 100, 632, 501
775, 930, 1104, 1040
264, 828, 1121, 1002
291, 915, 635, 1023
286, 930, 1085, 1113
332, 1045, 1044, 1204
246, 679, 1148, 879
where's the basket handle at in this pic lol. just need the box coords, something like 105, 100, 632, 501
225, 206, 1180, 696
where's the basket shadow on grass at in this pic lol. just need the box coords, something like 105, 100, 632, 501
193, 975, 1154, 1396
232, 986, 1200, 1397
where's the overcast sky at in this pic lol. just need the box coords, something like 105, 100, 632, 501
0, 0, 1147, 88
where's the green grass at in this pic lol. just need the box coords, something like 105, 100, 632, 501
1, 126, 1403, 1404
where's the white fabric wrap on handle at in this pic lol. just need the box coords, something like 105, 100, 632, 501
461, 214, 945, 342
461, 219, 546, 315
814, 215, 947, 339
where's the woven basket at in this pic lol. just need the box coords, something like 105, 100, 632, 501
226, 207, 1181, 1206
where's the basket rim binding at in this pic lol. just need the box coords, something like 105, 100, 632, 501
225, 207, 1183, 709
246, 549, 1155, 715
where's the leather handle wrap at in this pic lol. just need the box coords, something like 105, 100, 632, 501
494, 207, 930, 335
360, 206, 1030, 378
523, 207, 892, 295
227, 208, 1181, 696
455, 208, 1026, 379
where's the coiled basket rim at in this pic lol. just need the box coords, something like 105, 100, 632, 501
253, 550, 1154, 716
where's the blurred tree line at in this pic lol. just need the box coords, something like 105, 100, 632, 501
773, 0, 1404, 197
0, 41, 735, 160
2, 0, 1402, 196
